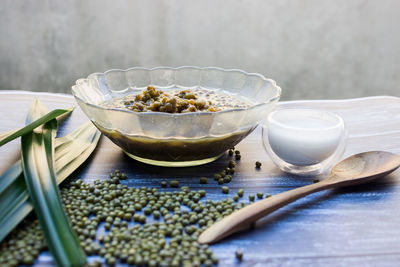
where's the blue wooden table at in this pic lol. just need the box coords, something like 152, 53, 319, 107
1, 91, 400, 266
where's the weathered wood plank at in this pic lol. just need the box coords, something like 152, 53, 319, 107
0, 91, 399, 266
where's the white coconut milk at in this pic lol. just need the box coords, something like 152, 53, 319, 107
267, 109, 344, 166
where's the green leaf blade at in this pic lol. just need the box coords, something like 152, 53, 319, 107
21, 117, 86, 266
0, 175, 28, 221
0, 197, 33, 242
0, 107, 72, 147
0, 161, 22, 196
55, 122, 101, 183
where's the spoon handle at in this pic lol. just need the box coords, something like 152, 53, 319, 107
198, 179, 336, 244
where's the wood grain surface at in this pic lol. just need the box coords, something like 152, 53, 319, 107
198, 151, 400, 244
1, 91, 400, 267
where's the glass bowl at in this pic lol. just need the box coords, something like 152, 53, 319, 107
72, 66, 281, 167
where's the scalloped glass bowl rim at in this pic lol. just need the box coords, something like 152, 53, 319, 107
71, 66, 282, 117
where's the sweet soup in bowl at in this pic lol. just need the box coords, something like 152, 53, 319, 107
72, 66, 281, 167
102, 86, 252, 113
98, 86, 255, 164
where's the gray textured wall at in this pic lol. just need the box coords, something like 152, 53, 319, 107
0, 0, 399, 100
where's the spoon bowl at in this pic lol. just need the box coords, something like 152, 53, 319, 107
198, 151, 400, 244
331, 151, 400, 180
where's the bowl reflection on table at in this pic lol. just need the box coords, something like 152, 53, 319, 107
72, 66, 281, 167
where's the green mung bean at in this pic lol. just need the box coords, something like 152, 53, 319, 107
170, 180, 179, 188
237, 189, 244, 197
223, 175, 232, 183
213, 174, 221, 180
228, 160, 235, 168
199, 177, 208, 184
235, 249, 243, 261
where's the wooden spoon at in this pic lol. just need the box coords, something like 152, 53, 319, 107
198, 151, 400, 244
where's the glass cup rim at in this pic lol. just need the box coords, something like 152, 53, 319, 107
267, 108, 345, 132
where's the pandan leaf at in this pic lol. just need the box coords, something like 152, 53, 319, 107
0, 106, 72, 147
20, 100, 86, 266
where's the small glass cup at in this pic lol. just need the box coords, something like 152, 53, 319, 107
262, 108, 347, 176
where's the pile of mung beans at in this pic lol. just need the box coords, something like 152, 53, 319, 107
0, 170, 256, 267
123, 86, 221, 113
0, 147, 273, 266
